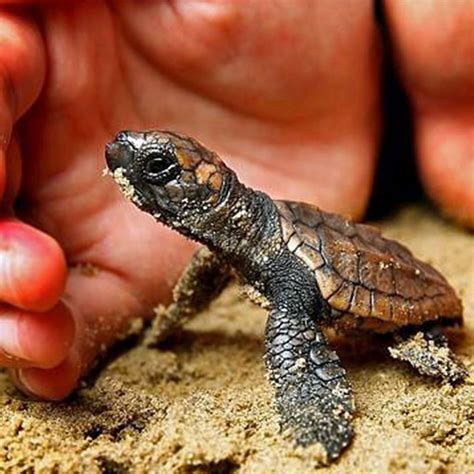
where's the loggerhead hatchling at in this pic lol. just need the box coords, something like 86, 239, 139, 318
105, 130, 466, 462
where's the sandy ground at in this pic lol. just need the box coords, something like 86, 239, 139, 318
0, 205, 473, 474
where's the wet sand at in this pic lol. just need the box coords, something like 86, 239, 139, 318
1, 205, 473, 473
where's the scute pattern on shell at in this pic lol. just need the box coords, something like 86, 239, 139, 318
275, 201, 463, 326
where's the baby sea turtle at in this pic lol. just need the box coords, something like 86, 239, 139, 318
105, 130, 466, 462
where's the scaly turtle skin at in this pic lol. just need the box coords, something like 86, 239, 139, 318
105, 130, 466, 463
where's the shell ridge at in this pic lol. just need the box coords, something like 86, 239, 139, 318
277, 201, 462, 324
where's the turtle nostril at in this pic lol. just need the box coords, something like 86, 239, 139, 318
116, 131, 129, 142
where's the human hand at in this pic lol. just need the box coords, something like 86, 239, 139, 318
0, 0, 471, 400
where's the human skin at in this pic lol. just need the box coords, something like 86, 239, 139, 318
0, 0, 472, 400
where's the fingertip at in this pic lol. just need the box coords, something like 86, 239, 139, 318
17, 302, 75, 369
13, 356, 81, 401
0, 220, 67, 311
417, 118, 474, 229
420, 156, 474, 229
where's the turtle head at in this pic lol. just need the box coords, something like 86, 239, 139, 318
105, 130, 236, 236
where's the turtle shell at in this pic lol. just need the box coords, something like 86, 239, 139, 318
276, 201, 463, 327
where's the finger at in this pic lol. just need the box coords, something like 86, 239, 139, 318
7, 246, 192, 399
0, 219, 67, 311
384, 0, 474, 228
0, 301, 75, 368
0, 7, 45, 199
7, 270, 141, 399
0, 7, 45, 121
417, 119, 474, 229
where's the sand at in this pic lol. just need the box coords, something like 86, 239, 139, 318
1, 205, 473, 474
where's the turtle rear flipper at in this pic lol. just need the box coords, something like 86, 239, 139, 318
388, 328, 468, 384
265, 308, 354, 461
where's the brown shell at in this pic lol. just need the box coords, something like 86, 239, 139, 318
276, 201, 463, 327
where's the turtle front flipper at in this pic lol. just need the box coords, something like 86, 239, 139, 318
265, 308, 354, 461
147, 247, 231, 345
388, 327, 468, 384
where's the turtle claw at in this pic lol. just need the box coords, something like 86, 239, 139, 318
278, 379, 354, 461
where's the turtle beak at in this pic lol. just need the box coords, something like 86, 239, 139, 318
105, 137, 134, 172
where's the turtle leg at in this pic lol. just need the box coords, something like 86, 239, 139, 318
388, 326, 467, 384
146, 247, 231, 345
265, 307, 354, 462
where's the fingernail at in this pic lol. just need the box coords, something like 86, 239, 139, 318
11, 369, 40, 399
0, 347, 22, 362
0, 314, 23, 360
17, 370, 36, 395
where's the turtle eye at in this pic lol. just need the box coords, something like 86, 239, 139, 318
146, 155, 170, 174
143, 152, 179, 184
